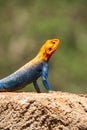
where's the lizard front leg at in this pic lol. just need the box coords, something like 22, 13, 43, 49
41, 62, 53, 92
33, 80, 41, 93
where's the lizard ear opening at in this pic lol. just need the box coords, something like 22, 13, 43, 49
46, 47, 53, 55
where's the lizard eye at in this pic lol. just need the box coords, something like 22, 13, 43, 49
52, 41, 55, 44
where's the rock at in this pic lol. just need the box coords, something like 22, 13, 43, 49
0, 92, 87, 130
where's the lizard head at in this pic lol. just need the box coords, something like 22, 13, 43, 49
38, 39, 60, 62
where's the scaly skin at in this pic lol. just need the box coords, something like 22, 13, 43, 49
0, 39, 60, 92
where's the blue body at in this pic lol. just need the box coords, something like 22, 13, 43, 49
0, 61, 52, 92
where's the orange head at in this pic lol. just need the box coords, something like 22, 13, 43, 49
37, 39, 60, 62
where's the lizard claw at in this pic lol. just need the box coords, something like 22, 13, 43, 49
48, 90, 56, 93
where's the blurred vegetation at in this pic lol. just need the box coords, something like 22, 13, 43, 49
0, 0, 87, 93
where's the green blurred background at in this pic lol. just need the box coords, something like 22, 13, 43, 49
0, 0, 87, 93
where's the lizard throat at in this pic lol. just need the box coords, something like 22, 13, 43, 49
36, 51, 54, 62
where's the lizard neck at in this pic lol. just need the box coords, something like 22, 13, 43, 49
36, 51, 51, 62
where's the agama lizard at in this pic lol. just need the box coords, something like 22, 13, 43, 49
0, 39, 60, 92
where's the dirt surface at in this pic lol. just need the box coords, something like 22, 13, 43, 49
0, 92, 87, 130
